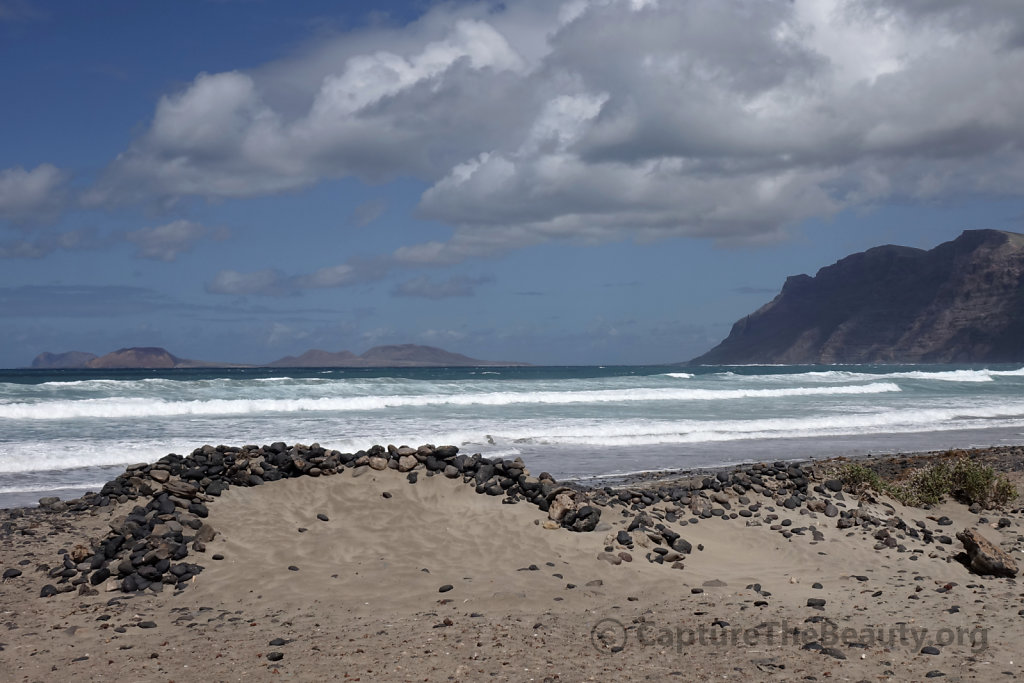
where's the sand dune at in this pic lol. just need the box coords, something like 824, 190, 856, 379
2, 452, 1024, 682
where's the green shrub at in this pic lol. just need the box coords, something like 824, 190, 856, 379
907, 462, 953, 506
836, 457, 1018, 509
947, 458, 1018, 508
885, 481, 919, 507
993, 477, 1019, 507
840, 463, 885, 492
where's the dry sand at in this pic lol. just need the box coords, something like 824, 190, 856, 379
3, 456, 1024, 682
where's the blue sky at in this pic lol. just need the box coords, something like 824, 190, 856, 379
3, 0, 1024, 367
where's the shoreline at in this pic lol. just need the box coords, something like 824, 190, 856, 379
8, 442, 1024, 512
2, 441, 1023, 681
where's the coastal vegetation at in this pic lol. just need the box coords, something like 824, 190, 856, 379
840, 455, 1018, 508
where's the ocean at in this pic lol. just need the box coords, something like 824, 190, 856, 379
2, 364, 1024, 508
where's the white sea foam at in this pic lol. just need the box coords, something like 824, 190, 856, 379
662, 372, 694, 379
0, 382, 901, 420
722, 367, 1024, 384
0, 440, 182, 474
0, 431, 520, 474
483, 402, 1024, 447
0, 481, 109, 495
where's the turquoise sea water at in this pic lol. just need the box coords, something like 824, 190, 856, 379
2, 364, 1024, 507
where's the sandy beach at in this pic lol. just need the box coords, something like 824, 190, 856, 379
2, 444, 1023, 682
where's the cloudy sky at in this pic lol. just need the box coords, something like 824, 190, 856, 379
3, 0, 1024, 367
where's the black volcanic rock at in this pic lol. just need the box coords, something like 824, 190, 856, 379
692, 230, 1024, 364
31, 351, 98, 369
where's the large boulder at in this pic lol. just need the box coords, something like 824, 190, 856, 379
956, 528, 1019, 577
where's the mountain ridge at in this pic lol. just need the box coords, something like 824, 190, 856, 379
691, 229, 1024, 364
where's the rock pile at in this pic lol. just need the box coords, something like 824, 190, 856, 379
36, 442, 600, 597
595, 461, 813, 513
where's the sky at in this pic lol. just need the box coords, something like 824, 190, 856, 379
2, 0, 1024, 368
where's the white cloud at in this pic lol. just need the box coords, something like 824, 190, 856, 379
88, 11, 536, 204
0, 164, 67, 224
88, 0, 1024, 261
294, 264, 357, 289
125, 219, 227, 261
205, 260, 379, 296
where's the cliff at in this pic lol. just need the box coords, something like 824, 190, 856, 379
692, 229, 1024, 364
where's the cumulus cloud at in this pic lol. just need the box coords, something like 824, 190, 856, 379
391, 274, 492, 298
125, 219, 228, 261
0, 164, 68, 224
87, 12, 535, 204
89, 0, 1024, 259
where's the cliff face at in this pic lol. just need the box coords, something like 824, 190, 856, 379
692, 230, 1024, 364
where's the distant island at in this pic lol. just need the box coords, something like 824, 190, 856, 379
30, 344, 526, 369
263, 344, 524, 368
692, 229, 1024, 364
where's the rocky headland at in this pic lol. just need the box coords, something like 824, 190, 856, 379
693, 229, 1024, 364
